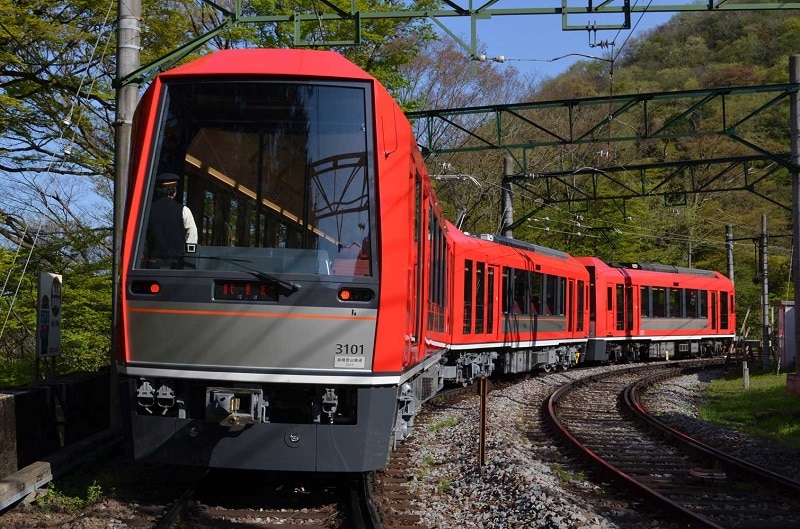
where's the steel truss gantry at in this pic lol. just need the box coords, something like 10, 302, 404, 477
117, 0, 800, 87
407, 83, 800, 227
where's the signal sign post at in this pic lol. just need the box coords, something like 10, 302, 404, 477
35, 272, 63, 383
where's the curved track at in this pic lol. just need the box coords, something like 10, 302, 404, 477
546, 361, 800, 529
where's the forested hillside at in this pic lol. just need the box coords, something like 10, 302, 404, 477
426, 8, 800, 338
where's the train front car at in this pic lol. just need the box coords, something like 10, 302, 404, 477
117, 49, 422, 472
578, 257, 736, 362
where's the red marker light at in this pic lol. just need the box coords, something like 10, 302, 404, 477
339, 289, 351, 301
149, 283, 161, 294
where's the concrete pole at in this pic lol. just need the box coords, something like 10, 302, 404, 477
791, 55, 800, 378
111, 0, 141, 429
501, 156, 514, 238
726, 224, 734, 283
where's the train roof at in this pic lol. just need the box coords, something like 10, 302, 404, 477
612, 261, 718, 278
577, 256, 724, 280
445, 223, 579, 264
157, 49, 375, 82
474, 233, 570, 261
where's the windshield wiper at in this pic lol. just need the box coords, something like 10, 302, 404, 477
196, 256, 301, 295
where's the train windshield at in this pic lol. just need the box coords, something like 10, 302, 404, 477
135, 80, 374, 277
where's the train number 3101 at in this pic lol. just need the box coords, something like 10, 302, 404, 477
336, 344, 365, 355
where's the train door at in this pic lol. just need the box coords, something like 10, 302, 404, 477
487, 264, 496, 338
405, 172, 425, 367
577, 279, 586, 334
584, 266, 597, 338
625, 282, 634, 337
425, 198, 448, 340
476, 262, 485, 333
720, 291, 730, 331
465, 261, 496, 339
710, 291, 718, 331
567, 279, 575, 335
606, 284, 616, 334
609, 282, 633, 335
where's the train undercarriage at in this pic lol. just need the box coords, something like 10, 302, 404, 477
586, 337, 733, 364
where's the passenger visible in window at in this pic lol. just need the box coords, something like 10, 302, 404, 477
144, 173, 198, 266
358, 235, 370, 260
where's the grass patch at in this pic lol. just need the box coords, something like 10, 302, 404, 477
435, 478, 452, 492
699, 369, 800, 450
36, 480, 104, 513
428, 416, 460, 431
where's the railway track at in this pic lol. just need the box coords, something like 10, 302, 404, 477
153, 470, 381, 529
546, 360, 800, 529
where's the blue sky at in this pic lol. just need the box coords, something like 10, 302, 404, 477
437, 10, 676, 80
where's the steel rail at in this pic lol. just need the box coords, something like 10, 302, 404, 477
544, 361, 730, 529
625, 372, 800, 492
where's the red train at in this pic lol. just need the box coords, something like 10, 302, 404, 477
116, 49, 735, 473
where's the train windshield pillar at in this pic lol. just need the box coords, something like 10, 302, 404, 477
134, 80, 374, 278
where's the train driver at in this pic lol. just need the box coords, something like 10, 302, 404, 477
144, 173, 198, 266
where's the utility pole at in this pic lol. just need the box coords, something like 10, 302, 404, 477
761, 213, 770, 371
501, 156, 514, 238
111, 0, 141, 429
791, 55, 800, 385
726, 225, 734, 283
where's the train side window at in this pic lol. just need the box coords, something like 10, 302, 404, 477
514, 269, 528, 315
531, 271, 543, 314
576, 280, 585, 332
698, 289, 708, 318
641, 286, 651, 318
653, 287, 666, 318
687, 289, 698, 318
475, 262, 485, 334
547, 275, 565, 316
668, 288, 681, 318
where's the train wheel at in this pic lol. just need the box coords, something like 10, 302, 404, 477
542, 363, 553, 373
